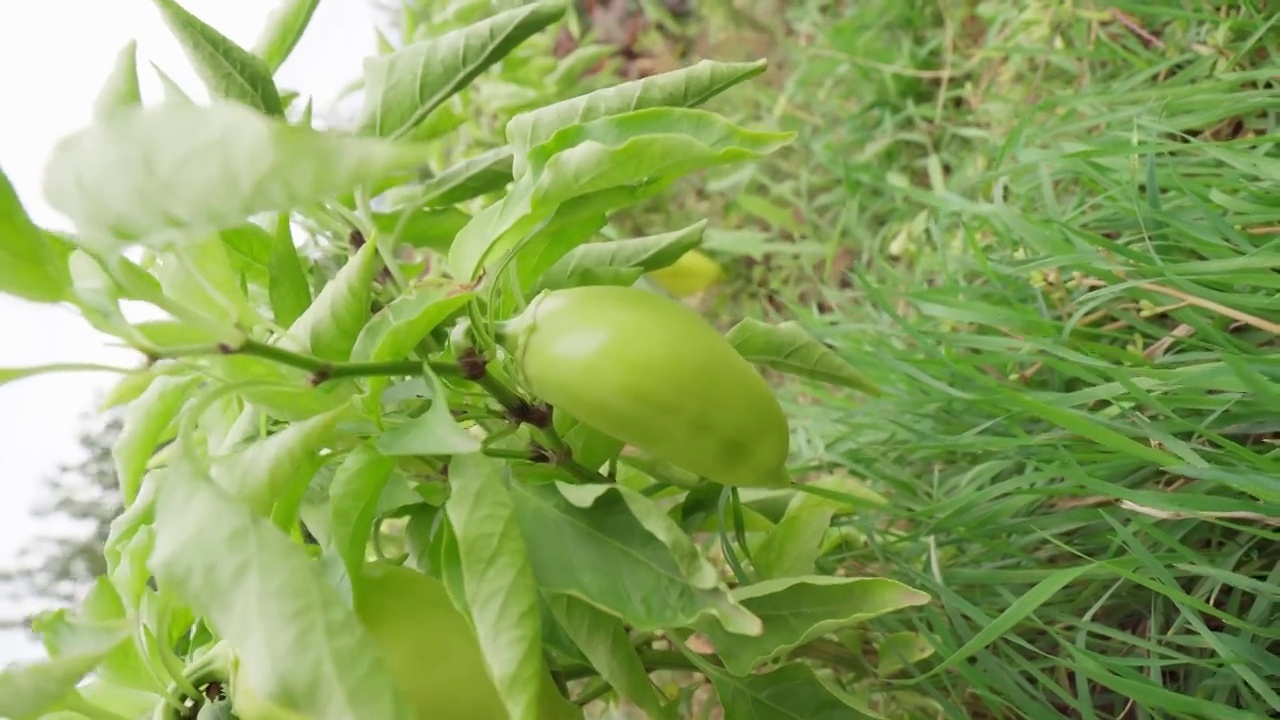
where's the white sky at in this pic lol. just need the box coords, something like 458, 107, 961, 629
0, 0, 380, 665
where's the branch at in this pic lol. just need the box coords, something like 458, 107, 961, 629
149, 339, 461, 385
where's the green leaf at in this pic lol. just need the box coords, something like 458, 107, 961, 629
444, 454, 547, 720
151, 62, 194, 102
352, 284, 472, 410
0, 363, 130, 389
359, 2, 565, 139
416, 146, 514, 207
753, 475, 888, 580
328, 443, 396, 578
537, 220, 707, 292
31, 578, 160, 695
917, 564, 1093, 679
552, 410, 623, 472
0, 165, 72, 303
156, 233, 263, 330
210, 406, 345, 522
115, 374, 202, 506
725, 319, 881, 396
695, 576, 931, 675
508, 481, 762, 635
876, 631, 935, 676
152, 0, 284, 115
0, 627, 131, 720
278, 240, 378, 360
507, 58, 768, 176
750, 503, 833, 581
450, 109, 789, 281
42, 101, 429, 247
150, 470, 414, 720
268, 213, 311, 328
351, 285, 473, 363
518, 196, 637, 295
251, 0, 321, 72
371, 207, 470, 253
529, 108, 793, 208
375, 371, 481, 456
93, 41, 143, 121
220, 222, 275, 274
133, 319, 239, 351
1000, 392, 1184, 468
547, 594, 671, 719
696, 659, 886, 720
737, 193, 805, 236
547, 43, 617, 89
209, 354, 353, 421
99, 367, 163, 411
79, 680, 163, 718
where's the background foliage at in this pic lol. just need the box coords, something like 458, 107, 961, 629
3, 1, 1278, 719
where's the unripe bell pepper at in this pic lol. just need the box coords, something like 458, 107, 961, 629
499, 285, 791, 488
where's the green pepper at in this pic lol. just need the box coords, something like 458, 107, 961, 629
500, 285, 790, 488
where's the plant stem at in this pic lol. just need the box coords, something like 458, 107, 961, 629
536, 421, 612, 485
150, 339, 461, 384
560, 648, 708, 681
792, 638, 874, 675
572, 678, 613, 706
482, 447, 546, 462
471, 372, 532, 416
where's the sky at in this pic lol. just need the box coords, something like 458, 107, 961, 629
0, 0, 381, 666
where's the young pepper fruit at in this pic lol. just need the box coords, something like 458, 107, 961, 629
499, 285, 791, 488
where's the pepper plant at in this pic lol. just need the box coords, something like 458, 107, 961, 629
0, 1, 930, 718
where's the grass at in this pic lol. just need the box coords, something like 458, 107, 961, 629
622, 0, 1279, 717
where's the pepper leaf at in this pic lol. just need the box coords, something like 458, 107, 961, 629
370, 207, 470, 253
375, 371, 481, 457
359, 2, 565, 139
0, 166, 72, 303
351, 286, 473, 363
93, 41, 143, 121
30, 578, 159, 695
328, 444, 396, 579
444, 454, 547, 720
278, 240, 378, 361
0, 363, 129, 389
251, 0, 321, 72
547, 594, 672, 719
0, 626, 131, 720
877, 631, 936, 676
207, 354, 353, 421
155, 233, 263, 330
508, 481, 762, 636
536, 220, 707, 292
114, 375, 202, 506
151, 0, 284, 115
507, 59, 768, 176
694, 576, 931, 675
220, 222, 274, 280
351, 285, 473, 411
692, 658, 888, 720
150, 469, 415, 720
267, 213, 311, 328
209, 406, 345, 523
450, 108, 790, 281
415, 146, 514, 207
725, 318, 881, 395
752, 475, 888, 580
42, 101, 429, 248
